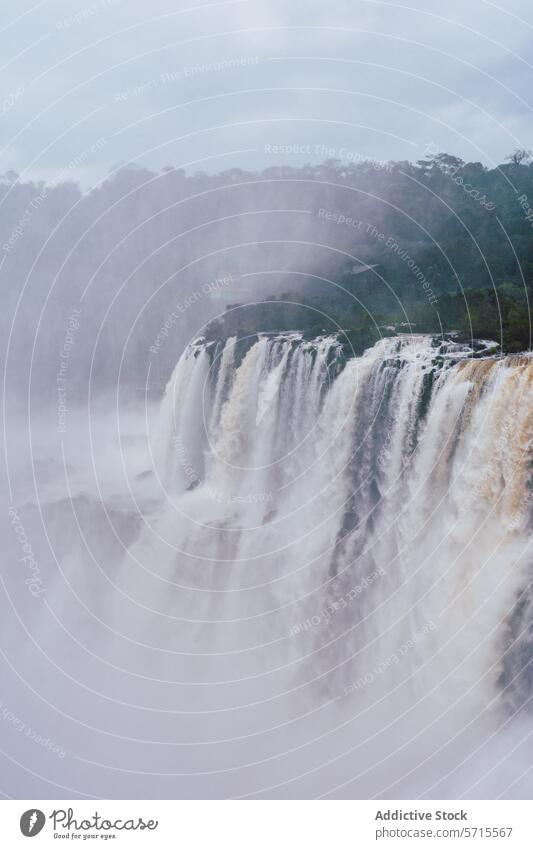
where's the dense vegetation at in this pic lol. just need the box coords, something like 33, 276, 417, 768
206, 149, 533, 353
3, 148, 533, 402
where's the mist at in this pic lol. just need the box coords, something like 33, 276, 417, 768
2, 0, 533, 804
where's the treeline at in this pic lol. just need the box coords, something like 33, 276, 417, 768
3, 147, 533, 403
207, 149, 533, 353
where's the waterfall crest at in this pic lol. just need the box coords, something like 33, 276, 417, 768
149, 334, 533, 706
93, 333, 533, 797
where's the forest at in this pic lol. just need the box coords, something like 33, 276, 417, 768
206, 149, 533, 354
3, 147, 533, 404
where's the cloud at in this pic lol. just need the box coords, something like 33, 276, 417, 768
2, 0, 533, 184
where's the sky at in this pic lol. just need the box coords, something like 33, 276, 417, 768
2, 0, 533, 186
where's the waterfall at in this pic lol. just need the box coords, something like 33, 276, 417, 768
138, 332, 533, 796
10, 332, 532, 799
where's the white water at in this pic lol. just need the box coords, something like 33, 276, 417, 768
4, 334, 533, 798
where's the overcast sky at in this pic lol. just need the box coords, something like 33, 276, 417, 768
2, 0, 533, 186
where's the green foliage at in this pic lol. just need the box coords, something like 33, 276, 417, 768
206, 150, 533, 353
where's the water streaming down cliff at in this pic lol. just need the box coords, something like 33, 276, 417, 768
97, 333, 533, 797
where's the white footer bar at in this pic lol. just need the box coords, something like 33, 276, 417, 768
1, 800, 530, 847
